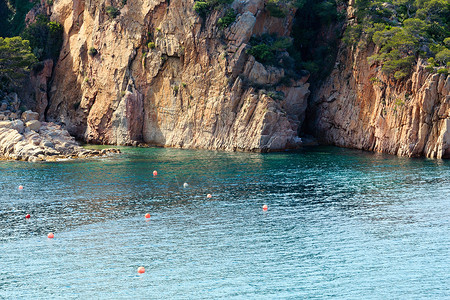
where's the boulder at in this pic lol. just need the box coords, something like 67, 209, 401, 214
0, 120, 12, 128
0, 120, 24, 133
26, 120, 42, 132
22, 110, 40, 122
41, 141, 55, 148
11, 120, 25, 133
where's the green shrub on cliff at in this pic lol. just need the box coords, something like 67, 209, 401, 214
0, 36, 37, 90
263, 90, 285, 100
0, 0, 38, 37
437, 68, 449, 75
88, 47, 98, 56
106, 6, 120, 19
289, 0, 341, 80
368, 24, 419, 77
21, 14, 63, 61
247, 44, 275, 64
265, 0, 288, 18
444, 38, 450, 48
217, 9, 237, 28
265, 0, 334, 20
193, 0, 233, 18
346, 0, 450, 79
436, 48, 450, 64
247, 34, 293, 66
194, 2, 211, 16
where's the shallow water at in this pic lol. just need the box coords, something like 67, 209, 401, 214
0, 146, 449, 299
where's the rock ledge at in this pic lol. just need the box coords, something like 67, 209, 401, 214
0, 93, 120, 162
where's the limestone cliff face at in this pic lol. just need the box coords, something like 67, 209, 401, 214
46, 0, 309, 151
311, 44, 450, 158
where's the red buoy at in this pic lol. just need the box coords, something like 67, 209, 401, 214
47, 232, 54, 238
18, 185, 23, 190
262, 204, 268, 211
153, 170, 158, 176
25, 214, 31, 219
207, 194, 212, 198
145, 213, 151, 219
137, 266, 145, 274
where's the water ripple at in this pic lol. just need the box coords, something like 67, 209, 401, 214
0, 146, 449, 299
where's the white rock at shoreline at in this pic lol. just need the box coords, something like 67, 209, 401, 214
0, 92, 120, 161
0, 113, 120, 162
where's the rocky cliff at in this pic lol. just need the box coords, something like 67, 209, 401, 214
24, 0, 448, 158
43, 0, 309, 152
310, 42, 450, 159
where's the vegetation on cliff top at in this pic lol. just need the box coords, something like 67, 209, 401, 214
0, 37, 37, 90
247, 34, 294, 65
217, 0, 342, 82
106, 6, 120, 19
0, 0, 62, 93
194, 0, 234, 17
265, 0, 292, 18
344, 0, 450, 79
2, 0, 446, 96
0, 0, 39, 37
21, 15, 63, 61
217, 9, 237, 28
289, 0, 344, 80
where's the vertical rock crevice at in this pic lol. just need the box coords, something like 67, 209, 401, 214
46, 0, 311, 151
311, 43, 450, 158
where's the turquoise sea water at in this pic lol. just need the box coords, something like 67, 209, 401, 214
0, 146, 449, 299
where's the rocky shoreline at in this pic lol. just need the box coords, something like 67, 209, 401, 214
0, 93, 120, 162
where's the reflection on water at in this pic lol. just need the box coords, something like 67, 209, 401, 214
0, 146, 449, 298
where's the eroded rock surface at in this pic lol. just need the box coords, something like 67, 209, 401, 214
45, 0, 309, 152
311, 46, 450, 158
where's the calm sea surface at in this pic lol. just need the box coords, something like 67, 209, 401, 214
0, 146, 449, 299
